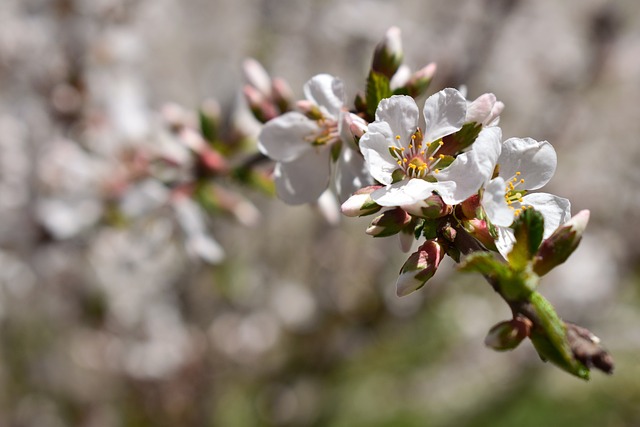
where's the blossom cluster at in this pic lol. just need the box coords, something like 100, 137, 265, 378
252, 27, 570, 295
249, 27, 613, 379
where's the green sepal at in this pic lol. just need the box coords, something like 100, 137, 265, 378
508, 208, 544, 270
528, 292, 590, 380
413, 218, 426, 239
420, 219, 438, 240
366, 71, 392, 119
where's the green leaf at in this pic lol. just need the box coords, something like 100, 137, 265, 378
366, 71, 392, 119
528, 292, 590, 380
508, 208, 544, 270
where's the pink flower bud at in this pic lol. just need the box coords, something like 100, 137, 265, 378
296, 100, 323, 120
372, 26, 404, 79
396, 240, 444, 296
243, 85, 278, 122
484, 317, 531, 351
402, 193, 451, 219
340, 186, 382, 217
405, 62, 437, 98
242, 58, 272, 97
533, 210, 590, 276
366, 208, 410, 237
271, 77, 294, 112
464, 218, 497, 251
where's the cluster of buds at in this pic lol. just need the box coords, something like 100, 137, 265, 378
242, 58, 294, 123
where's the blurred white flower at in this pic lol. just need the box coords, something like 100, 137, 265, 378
258, 74, 368, 204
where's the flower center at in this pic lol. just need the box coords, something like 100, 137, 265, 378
504, 171, 527, 215
389, 128, 446, 179
307, 118, 340, 146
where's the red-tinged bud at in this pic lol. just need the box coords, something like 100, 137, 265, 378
340, 186, 382, 217
405, 62, 437, 98
243, 85, 278, 123
271, 77, 293, 113
464, 218, 497, 251
402, 193, 451, 219
242, 58, 272, 97
484, 317, 532, 351
366, 208, 410, 237
485, 101, 504, 126
371, 26, 404, 79
533, 210, 590, 276
345, 113, 367, 140
460, 194, 481, 219
396, 240, 444, 296
199, 147, 229, 174
296, 100, 323, 120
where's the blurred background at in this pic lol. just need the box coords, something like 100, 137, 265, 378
0, 0, 639, 425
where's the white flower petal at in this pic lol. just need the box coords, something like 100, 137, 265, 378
482, 177, 514, 227
496, 227, 516, 259
360, 121, 400, 185
258, 112, 318, 162
498, 138, 557, 190
521, 193, 571, 238
435, 126, 502, 204
303, 74, 344, 119
372, 179, 437, 207
334, 148, 372, 202
422, 88, 466, 143
274, 147, 331, 204
374, 95, 419, 144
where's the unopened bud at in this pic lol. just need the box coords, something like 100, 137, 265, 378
485, 101, 504, 127
366, 208, 410, 237
243, 85, 277, 123
389, 64, 411, 90
340, 186, 382, 217
460, 194, 481, 219
402, 193, 451, 219
345, 113, 368, 140
396, 240, 444, 296
464, 218, 497, 251
242, 58, 272, 97
405, 62, 437, 98
271, 77, 293, 113
200, 99, 221, 142
484, 317, 532, 351
371, 26, 404, 79
533, 210, 590, 276
296, 100, 323, 120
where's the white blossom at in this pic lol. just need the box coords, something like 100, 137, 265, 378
481, 137, 571, 256
360, 90, 501, 208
